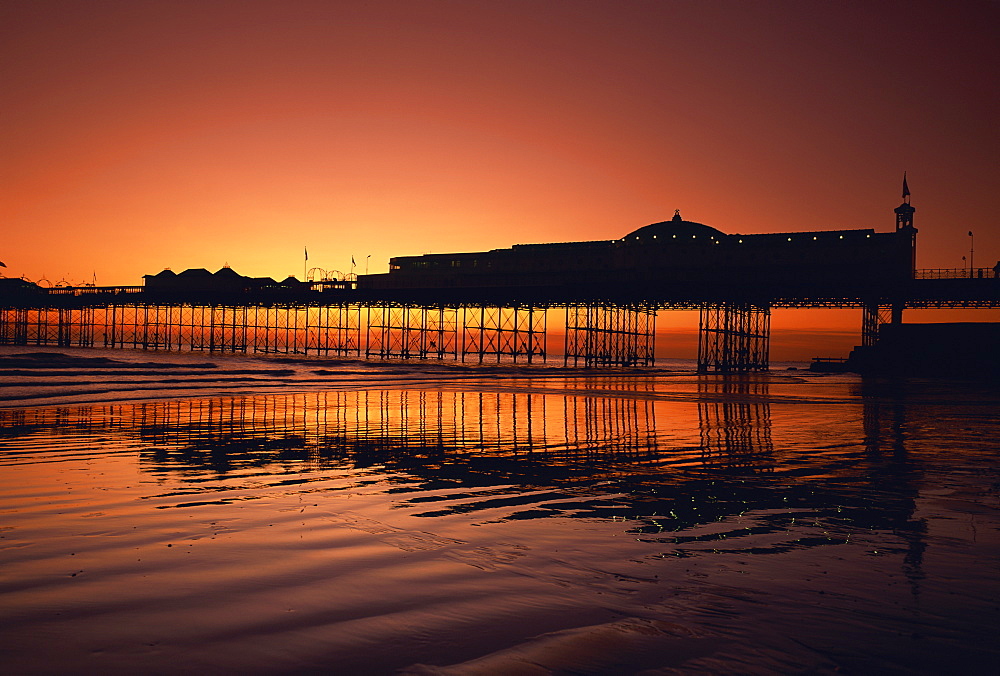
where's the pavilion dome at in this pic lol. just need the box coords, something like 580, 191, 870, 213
622, 210, 726, 242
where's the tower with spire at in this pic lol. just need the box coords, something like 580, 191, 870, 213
893, 173, 917, 276
894, 172, 915, 231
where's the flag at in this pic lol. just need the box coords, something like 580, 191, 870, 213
0, 261, 6, 268
351, 255, 356, 266
902, 172, 910, 198
304, 247, 308, 261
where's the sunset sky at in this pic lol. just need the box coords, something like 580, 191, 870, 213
3, 1, 997, 358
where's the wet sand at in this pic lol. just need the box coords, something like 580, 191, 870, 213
1, 347, 998, 674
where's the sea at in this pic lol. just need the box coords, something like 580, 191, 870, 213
1, 346, 997, 675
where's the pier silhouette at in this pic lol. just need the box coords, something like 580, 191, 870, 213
2, 193, 996, 371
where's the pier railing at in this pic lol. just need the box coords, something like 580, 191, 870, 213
915, 268, 995, 280
45, 285, 145, 296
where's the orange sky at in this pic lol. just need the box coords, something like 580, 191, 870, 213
2, 1, 998, 358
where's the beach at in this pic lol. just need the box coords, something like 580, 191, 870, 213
1, 346, 998, 674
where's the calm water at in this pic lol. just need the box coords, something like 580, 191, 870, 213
1, 351, 998, 674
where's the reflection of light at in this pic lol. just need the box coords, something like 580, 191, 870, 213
697, 376, 774, 471
24, 390, 666, 467
5, 385, 783, 476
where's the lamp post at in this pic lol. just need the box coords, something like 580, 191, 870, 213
968, 231, 974, 277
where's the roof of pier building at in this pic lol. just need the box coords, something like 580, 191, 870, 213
144, 267, 247, 291
621, 210, 726, 244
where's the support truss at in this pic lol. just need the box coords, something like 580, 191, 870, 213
697, 303, 770, 372
563, 304, 656, 367
0, 308, 26, 344
861, 303, 893, 347
0, 303, 365, 355
461, 305, 546, 364
308, 304, 362, 356
365, 304, 460, 360
0, 307, 96, 347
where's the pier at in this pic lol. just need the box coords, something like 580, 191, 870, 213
2, 202, 997, 371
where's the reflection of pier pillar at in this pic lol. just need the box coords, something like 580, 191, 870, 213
562, 394, 659, 458
462, 305, 545, 364
698, 376, 773, 470
697, 303, 770, 372
563, 304, 656, 367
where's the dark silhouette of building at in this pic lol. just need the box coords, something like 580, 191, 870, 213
143, 266, 307, 300
849, 322, 1000, 376
359, 210, 916, 302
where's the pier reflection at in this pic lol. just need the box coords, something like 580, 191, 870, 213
698, 375, 774, 472
2, 384, 786, 475
2, 390, 669, 472
859, 379, 927, 594
3, 380, 782, 475
0, 381, 934, 551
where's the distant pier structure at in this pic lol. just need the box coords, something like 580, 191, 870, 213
2, 191, 997, 371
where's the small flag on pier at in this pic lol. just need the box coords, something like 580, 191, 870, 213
902, 173, 910, 198
304, 247, 308, 261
